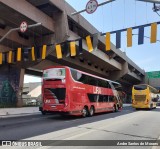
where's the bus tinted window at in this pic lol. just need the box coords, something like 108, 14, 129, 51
87, 94, 114, 102
134, 85, 147, 90
98, 79, 111, 88
70, 69, 111, 88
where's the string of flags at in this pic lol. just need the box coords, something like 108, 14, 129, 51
0, 21, 159, 65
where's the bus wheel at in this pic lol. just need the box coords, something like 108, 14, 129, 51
89, 106, 94, 117
41, 110, 46, 115
82, 107, 88, 117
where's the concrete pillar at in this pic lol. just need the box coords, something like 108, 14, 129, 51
16, 69, 25, 107
0, 65, 24, 107
52, 1, 69, 43
108, 62, 128, 81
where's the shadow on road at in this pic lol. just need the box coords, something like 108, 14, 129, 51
1, 106, 160, 140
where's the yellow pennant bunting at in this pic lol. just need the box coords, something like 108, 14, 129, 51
150, 23, 157, 43
42, 45, 47, 59
0, 53, 2, 64
106, 32, 111, 51
56, 44, 62, 59
31, 47, 35, 61
8, 51, 12, 63
17, 48, 21, 61
86, 35, 93, 52
70, 41, 76, 56
127, 28, 132, 47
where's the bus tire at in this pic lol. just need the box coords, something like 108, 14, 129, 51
41, 110, 46, 115
82, 107, 88, 117
89, 106, 94, 117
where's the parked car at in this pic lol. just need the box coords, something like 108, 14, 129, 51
26, 99, 37, 106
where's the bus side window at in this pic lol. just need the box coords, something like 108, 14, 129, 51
70, 69, 78, 81
109, 96, 114, 102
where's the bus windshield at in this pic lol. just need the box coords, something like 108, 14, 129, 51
134, 85, 147, 90
43, 68, 65, 80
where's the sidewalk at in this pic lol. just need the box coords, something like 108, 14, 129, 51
0, 107, 40, 118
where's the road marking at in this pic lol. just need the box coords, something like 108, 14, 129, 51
64, 112, 146, 140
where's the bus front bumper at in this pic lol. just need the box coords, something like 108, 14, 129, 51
132, 104, 150, 109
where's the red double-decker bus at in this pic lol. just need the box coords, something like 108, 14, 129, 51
40, 66, 122, 117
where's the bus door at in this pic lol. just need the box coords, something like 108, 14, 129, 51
43, 68, 67, 108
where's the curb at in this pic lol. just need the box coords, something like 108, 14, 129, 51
0, 112, 40, 118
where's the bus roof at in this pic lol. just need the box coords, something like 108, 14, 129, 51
43, 66, 121, 85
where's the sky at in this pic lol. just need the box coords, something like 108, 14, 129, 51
24, 0, 160, 83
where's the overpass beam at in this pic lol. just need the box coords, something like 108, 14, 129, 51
128, 71, 142, 81
0, 27, 31, 47
52, 1, 69, 43
0, 0, 55, 32
68, 30, 122, 70
108, 62, 128, 81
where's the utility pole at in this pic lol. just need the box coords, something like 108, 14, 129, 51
0, 22, 42, 43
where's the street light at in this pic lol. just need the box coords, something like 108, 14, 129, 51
136, 0, 160, 11
136, 0, 160, 3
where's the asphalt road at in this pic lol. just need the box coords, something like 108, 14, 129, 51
0, 106, 160, 149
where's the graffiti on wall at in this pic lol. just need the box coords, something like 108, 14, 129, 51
0, 66, 20, 107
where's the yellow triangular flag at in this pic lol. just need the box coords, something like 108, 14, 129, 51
127, 28, 132, 47
56, 44, 62, 59
31, 47, 35, 61
70, 41, 76, 56
17, 48, 21, 61
8, 51, 12, 63
0, 53, 2, 64
86, 35, 93, 52
106, 32, 111, 51
42, 45, 47, 59
150, 23, 157, 43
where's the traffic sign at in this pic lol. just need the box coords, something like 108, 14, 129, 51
86, 0, 98, 14
20, 21, 28, 33
147, 71, 160, 78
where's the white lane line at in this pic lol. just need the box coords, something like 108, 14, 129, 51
64, 112, 146, 140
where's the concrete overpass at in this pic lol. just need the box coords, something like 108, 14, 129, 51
0, 0, 145, 106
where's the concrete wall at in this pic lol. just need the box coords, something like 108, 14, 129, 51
0, 65, 20, 107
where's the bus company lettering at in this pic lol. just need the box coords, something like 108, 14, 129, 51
73, 86, 85, 90
93, 87, 101, 94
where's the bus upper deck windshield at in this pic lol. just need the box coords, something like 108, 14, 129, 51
43, 68, 66, 80
134, 85, 147, 90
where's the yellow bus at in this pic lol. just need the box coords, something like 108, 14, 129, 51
132, 84, 159, 109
